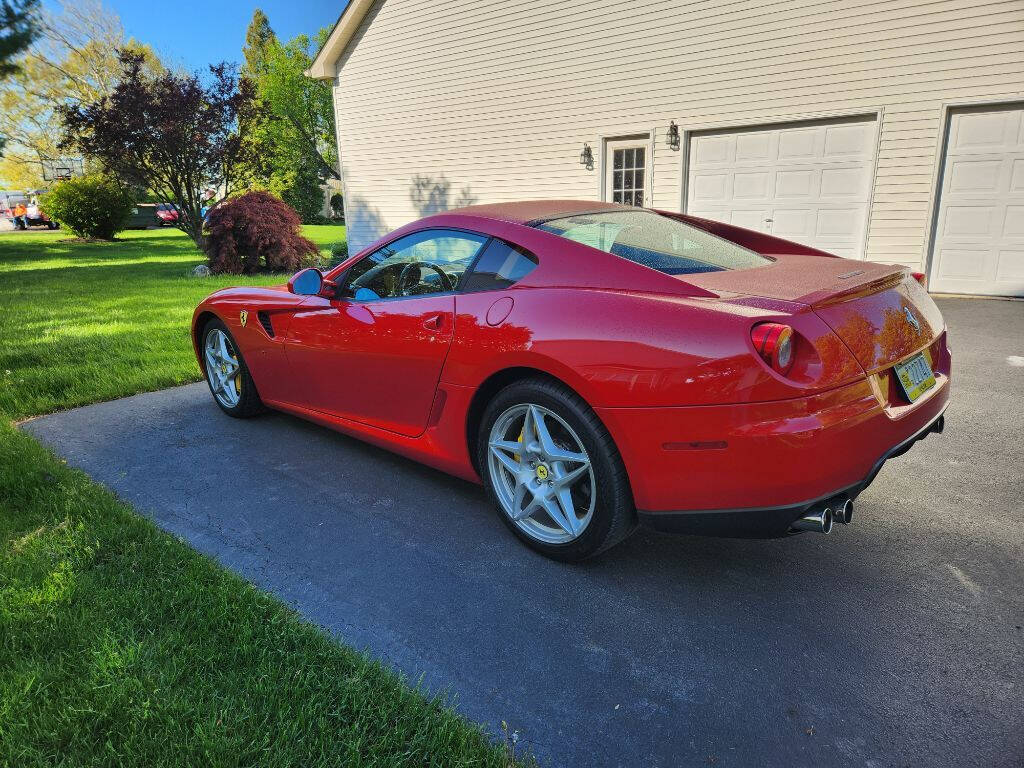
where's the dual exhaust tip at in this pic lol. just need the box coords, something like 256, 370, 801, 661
791, 497, 853, 534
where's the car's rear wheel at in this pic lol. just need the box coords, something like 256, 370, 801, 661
478, 378, 636, 561
202, 319, 264, 417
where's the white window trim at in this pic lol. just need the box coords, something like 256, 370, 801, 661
598, 131, 654, 206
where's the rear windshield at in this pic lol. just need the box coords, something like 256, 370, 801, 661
534, 209, 770, 275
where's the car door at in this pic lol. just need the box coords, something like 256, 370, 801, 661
284, 228, 488, 437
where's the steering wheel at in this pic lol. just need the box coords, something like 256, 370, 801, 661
397, 262, 450, 296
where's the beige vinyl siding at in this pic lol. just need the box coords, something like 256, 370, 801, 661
331, 0, 1024, 267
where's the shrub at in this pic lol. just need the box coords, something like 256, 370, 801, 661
204, 190, 319, 274
328, 241, 348, 267
41, 174, 134, 240
330, 191, 344, 220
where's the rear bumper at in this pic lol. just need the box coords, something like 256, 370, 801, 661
635, 406, 946, 538
595, 366, 950, 536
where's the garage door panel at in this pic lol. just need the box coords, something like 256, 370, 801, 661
692, 135, 733, 165
930, 104, 1024, 296
824, 123, 874, 158
816, 208, 864, 237
775, 169, 817, 198
995, 250, 1024, 281
1011, 159, 1024, 192
947, 159, 1003, 193
951, 110, 1014, 150
687, 117, 875, 257
820, 167, 868, 198
735, 133, 772, 162
777, 129, 818, 160
733, 172, 769, 199
690, 173, 729, 203
936, 248, 991, 279
1004, 206, 1024, 237
943, 206, 997, 237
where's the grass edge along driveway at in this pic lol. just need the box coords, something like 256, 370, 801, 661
0, 229, 528, 767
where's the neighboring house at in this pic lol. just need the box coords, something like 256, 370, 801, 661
308, 0, 1024, 297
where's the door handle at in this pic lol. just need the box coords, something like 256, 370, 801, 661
422, 313, 444, 331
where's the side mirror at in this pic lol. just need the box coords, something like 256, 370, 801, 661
288, 267, 323, 296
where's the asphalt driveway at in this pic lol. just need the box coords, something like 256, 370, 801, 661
21, 297, 1024, 768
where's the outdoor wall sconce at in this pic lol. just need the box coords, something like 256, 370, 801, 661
666, 120, 680, 150
579, 143, 594, 169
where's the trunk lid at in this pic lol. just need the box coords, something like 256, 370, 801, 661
684, 254, 944, 372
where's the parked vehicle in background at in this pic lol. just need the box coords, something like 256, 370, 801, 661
1, 196, 58, 229
125, 203, 158, 229
156, 203, 179, 226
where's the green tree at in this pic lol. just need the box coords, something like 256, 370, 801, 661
0, 0, 39, 154
258, 31, 338, 183
242, 8, 275, 78
0, 0, 159, 187
0, 0, 37, 77
235, 14, 338, 223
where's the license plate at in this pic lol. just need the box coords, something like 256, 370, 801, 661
894, 353, 936, 402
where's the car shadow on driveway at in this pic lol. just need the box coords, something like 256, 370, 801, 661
20, 296, 1024, 768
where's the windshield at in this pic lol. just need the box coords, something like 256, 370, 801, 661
535, 210, 771, 275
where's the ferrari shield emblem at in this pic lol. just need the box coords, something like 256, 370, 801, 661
239, 310, 248, 327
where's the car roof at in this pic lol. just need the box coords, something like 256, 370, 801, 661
441, 199, 633, 226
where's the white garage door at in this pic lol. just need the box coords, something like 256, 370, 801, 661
929, 105, 1024, 297
686, 117, 877, 258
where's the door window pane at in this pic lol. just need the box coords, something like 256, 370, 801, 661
344, 229, 487, 300
610, 146, 646, 208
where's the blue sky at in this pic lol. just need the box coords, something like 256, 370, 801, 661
104, 0, 347, 71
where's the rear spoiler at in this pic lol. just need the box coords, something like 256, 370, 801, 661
654, 209, 839, 258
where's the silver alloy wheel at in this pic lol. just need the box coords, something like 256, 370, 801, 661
487, 403, 596, 544
204, 328, 242, 409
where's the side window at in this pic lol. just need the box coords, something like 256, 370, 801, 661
460, 239, 538, 293
343, 229, 487, 300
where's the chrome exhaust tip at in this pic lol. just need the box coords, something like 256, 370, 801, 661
791, 506, 833, 534
834, 498, 854, 525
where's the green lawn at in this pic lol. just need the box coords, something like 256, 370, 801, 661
0, 228, 522, 767
0, 226, 346, 419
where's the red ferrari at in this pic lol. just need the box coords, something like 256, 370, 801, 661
192, 200, 949, 560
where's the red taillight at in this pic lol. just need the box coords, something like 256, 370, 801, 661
911, 271, 927, 288
751, 322, 795, 374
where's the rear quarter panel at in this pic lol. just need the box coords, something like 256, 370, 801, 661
445, 287, 864, 407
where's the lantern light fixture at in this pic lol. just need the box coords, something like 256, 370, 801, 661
579, 143, 594, 169
666, 120, 680, 150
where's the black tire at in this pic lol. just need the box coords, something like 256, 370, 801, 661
477, 377, 637, 561
201, 318, 265, 418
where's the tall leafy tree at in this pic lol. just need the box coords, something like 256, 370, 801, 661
236, 18, 339, 222
235, 9, 277, 189
258, 31, 339, 183
0, 0, 38, 154
0, 0, 157, 186
0, 0, 38, 77
60, 51, 256, 253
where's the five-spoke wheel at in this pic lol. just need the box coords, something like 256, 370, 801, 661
479, 378, 636, 560
204, 327, 243, 409
201, 319, 264, 417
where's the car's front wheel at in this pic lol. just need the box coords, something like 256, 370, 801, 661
201, 319, 264, 417
478, 378, 636, 561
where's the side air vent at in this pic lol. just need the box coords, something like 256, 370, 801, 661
257, 311, 275, 337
